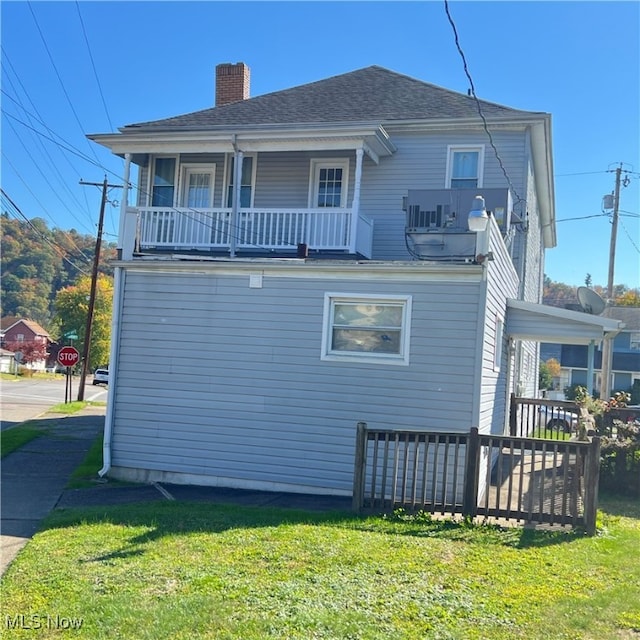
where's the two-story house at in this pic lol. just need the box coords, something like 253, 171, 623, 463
0, 317, 51, 371
89, 64, 622, 496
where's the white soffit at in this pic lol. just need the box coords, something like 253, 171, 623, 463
506, 299, 624, 345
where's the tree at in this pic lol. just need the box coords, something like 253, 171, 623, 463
54, 274, 113, 371
539, 361, 553, 390
4, 340, 49, 366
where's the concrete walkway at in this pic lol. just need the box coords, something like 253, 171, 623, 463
1, 405, 105, 575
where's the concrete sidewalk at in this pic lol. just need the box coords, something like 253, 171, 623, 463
1, 405, 105, 575
1, 405, 352, 577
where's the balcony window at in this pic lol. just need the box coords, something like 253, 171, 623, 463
151, 157, 177, 207
226, 155, 254, 207
446, 146, 484, 189
310, 159, 349, 208
321, 293, 412, 365
181, 165, 215, 208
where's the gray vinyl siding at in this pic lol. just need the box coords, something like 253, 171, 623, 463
478, 221, 520, 434
110, 265, 483, 494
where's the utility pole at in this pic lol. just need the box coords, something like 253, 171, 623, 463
601, 164, 626, 400
77, 177, 122, 401
606, 165, 622, 301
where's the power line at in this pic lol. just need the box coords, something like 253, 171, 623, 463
1, 51, 96, 227
1, 188, 92, 276
442, 0, 523, 205
26, 1, 102, 165
74, 1, 114, 132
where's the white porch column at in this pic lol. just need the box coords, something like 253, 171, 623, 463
117, 153, 132, 257
350, 147, 364, 253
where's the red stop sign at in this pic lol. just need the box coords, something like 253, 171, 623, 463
57, 346, 80, 367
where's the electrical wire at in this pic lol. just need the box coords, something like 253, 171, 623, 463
1, 188, 92, 276
74, 1, 114, 132
442, 0, 523, 206
27, 1, 101, 165
1, 52, 96, 227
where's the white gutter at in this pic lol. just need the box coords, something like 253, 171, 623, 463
98, 265, 125, 477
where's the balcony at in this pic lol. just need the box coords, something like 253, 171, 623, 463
133, 207, 374, 258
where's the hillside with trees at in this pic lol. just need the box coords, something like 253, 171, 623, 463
543, 275, 639, 309
1, 213, 117, 334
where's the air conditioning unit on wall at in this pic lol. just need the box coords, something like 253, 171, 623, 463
405, 188, 513, 235
403, 188, 514, 261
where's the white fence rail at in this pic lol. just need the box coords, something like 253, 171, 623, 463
136, 207, 373, 256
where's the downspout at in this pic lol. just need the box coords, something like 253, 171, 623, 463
99, 162, 131, 477
350, 147, 364, 253
471, 224, 491, 432
229, 136, 242, 257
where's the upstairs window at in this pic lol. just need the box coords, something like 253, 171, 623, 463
446, 146, 484, 189
321, 293, 412, 365
181, 165, 215, 208
630, 332, 640, 351
226, 155, 255, 207
151, 157, 177, 207
310, 159, 349, 208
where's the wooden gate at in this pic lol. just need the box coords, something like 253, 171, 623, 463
352, 423, 601, 534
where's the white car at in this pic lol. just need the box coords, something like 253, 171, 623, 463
538, 405, 579, 432
92, 368, 109, 385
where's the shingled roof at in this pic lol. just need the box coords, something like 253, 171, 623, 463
123, 66, 540, 131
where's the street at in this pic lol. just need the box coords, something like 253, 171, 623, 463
0, 377, 108, 430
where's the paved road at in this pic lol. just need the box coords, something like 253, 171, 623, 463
0, 377, 108, 429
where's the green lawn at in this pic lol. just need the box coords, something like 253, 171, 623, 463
1, 495, 638, 639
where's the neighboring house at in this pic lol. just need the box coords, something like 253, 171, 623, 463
89, 64, 623, 496
557, 306, 640, 396
0, 317, 51, 371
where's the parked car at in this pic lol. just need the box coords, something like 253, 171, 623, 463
538, 405, 579, 432
93, 368, 109, 385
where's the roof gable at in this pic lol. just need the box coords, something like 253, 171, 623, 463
1, 318, 50, 337
123, 66, 541, 131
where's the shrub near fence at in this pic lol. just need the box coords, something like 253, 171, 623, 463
599, 418, 640, 497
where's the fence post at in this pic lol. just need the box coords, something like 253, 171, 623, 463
352, 422, 368, 512
583, 436, 601, 535
509, 393, 517, 436
463, 427, 480, 519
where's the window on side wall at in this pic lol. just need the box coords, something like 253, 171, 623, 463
446, 146, 484, 189
151, 157, 177, 207
321, 294, 412, 365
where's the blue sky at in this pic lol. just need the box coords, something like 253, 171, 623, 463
2, 1, 638, 289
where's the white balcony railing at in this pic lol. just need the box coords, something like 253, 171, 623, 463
135, 207, 373, 257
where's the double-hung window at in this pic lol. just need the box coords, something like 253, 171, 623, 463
321, 293, 412, 365
226, 155, 255, 207
151, 157, 177, 207
446, 146, 484, 189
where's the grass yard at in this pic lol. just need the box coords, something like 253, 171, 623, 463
1, 495, 639, 639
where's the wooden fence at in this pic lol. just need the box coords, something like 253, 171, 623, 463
353, 422, 601, 534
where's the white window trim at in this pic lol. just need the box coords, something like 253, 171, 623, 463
222, 153, 256, 208
308, 158, 350, 208
320, 293, 412, 366
445, 145, 485, 189
179, 163, 216, 208
148, 155, 179, 207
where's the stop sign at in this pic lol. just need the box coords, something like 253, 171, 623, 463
57, 346, 80, 367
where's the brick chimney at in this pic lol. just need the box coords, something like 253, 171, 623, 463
215, 62, 250, 107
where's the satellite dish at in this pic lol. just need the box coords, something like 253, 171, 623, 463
577, 287, 605, 315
